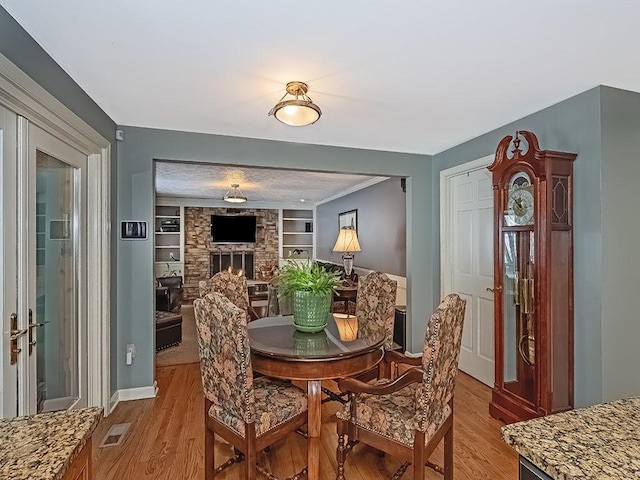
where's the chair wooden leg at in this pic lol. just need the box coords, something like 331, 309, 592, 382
444, 423, 453, 480
413, 431, 426, 480
205, 399, 215, 480
205, 426, 215, 480
244, 424, 257, 480
336, 420, 348, 480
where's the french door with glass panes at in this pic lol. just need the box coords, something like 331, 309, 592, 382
1, 109, 88, 417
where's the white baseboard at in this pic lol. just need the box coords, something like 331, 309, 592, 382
109, 390, 120, 414
117, 382, 158, 402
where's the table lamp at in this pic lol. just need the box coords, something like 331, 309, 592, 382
332, 226, 361, 277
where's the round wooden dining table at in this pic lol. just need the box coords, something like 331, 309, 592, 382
248, 314, 385, 480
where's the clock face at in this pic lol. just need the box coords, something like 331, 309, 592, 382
506, 172, 534, 226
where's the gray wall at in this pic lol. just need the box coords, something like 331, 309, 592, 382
432, 88, 604, 408
600, 87, 640, 402
316, 178, 406, 276
117, 127, 431, 390
0, 6, 119, 394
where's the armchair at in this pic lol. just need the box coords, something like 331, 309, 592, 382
156, 276, 184, 313
335, 293, 466, 480
194, 292, 308, 479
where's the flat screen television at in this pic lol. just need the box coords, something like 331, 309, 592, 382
211, 215, 257, 243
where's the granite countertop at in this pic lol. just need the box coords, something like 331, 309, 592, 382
502, 397, 640, 480
0, 407, 103, 480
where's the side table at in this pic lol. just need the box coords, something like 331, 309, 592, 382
333, 285, 357, 313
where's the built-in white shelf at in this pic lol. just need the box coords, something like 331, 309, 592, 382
280, 208, 315, 263
154, 205, 184, 277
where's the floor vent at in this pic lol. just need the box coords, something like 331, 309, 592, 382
99, 423, 131, 448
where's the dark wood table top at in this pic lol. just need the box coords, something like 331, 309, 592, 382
248, 314, 383, 361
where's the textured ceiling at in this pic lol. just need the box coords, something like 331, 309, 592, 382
2, 1, 640, 154
154, 162, 385, 204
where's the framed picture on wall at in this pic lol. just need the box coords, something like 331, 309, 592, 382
120, 220, 148, 240
338, 209, 357, 231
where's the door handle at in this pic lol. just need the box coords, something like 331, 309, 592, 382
10, 312, 28, 339
10, 328, 28, 340
10, 313, 25, 365
27, 308, 46, 355
28, 322, 47, 329
486, 287, 494, 293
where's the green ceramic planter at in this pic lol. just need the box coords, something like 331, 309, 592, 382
292, 290, 331, 333
292, 330, 329, 354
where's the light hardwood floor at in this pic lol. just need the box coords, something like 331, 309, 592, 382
94, 364, 517, 479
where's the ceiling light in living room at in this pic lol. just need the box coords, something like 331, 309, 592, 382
268, 81, 321, 127
223, 184, 247, 203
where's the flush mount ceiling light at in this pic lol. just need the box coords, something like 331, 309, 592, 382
268, 81, 322, 127
223, 184, 247, 203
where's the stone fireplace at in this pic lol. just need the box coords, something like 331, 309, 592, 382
183, 207, 278, 301
209, 251, 255, 279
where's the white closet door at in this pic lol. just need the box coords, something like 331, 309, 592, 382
452, 168, 495, 386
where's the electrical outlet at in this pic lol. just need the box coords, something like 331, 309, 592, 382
126, 344, 136, 365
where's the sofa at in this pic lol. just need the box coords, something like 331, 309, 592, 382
156, 275, 184, 313
314, 261, 358, 284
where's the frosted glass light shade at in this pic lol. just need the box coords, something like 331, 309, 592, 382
223, 184, 247, 203
269, 81, 322, 127
273, 101, 321, 126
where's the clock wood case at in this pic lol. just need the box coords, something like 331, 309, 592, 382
488, 130, 576, 424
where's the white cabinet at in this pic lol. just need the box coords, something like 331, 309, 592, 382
280, 208, 314, 262
154, 205, 184, 278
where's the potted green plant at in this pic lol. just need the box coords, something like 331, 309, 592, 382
276, 259, 341, 332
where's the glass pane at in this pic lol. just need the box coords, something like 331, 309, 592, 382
503, 232, 518, 382
35, 151, 78, 412
503, 231, 536, 404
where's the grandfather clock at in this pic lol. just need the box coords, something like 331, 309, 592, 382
488, 130, 576, 423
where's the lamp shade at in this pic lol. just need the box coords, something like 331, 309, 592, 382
223, 184, 247, 203
273, 101, 321, 126
332, 227, 362, 253
268, 81, 322, 127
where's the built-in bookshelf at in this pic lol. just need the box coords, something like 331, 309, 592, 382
280, 208, 314, 262
154, 205, 184, 278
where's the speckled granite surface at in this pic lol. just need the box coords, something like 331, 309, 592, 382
0, 407, 102, 480
502, 397, 640, 480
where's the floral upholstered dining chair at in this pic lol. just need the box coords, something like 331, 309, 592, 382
335, 293, 466, 480
322, 271, 398, 405
199, 268, 260, 321
194, 292, 308, 480
356, 271, 398, 350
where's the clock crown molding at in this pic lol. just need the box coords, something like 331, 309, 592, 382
488, 130, 577, 183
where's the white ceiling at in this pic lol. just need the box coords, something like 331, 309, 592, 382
154, 162, 384, 204
2, 1, 640, 156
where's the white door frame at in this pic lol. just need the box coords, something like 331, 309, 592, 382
0, 53, 112, 416
0, 105, 18, 417
440, 155, 494, 297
